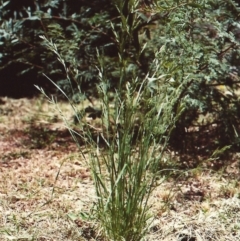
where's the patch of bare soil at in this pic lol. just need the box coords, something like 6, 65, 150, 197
0, 96, 240, 241
0, 97, 97, 241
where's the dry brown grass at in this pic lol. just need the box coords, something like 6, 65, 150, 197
0, 96, 240, 241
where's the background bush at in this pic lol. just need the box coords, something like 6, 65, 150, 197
1, 0, 240, 155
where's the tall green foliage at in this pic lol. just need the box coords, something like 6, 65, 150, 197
1, 0, 240, 152
38, 0, 240, 240
151, 0, 240, 151
39, 1, 186, 240
0, 0, 118, 97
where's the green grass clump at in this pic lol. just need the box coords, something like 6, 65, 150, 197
37, 42, 185, 241
37, 1, 188, 240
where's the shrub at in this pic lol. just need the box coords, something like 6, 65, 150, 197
149, 0, 240, 153
2, 0, 240, 145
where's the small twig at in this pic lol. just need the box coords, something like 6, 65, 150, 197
217, 43, 237, 60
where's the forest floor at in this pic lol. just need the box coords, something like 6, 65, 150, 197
0, 96, 240, 241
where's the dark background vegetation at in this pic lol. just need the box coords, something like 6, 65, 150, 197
0, 0, 120, 98
1, 0, 240, 158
